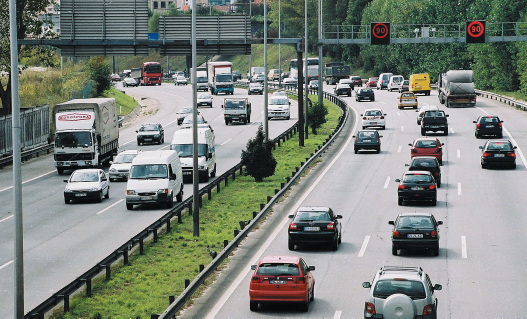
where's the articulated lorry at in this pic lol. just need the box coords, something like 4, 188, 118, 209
208, 61, 234, 95
438, 70, 476, 107
53, 98, 120, 174
131, 62, 162, 86
325, 65, 351, 85
191, 67, 209, 91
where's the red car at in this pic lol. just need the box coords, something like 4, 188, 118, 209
249, 255, 315, 312
350, 75, 363, 87
366, 77, 378, 87
409, 137, 444, 164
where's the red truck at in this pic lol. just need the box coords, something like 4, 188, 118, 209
131, 62, 162, 86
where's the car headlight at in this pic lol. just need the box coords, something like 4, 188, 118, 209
90, 187, 100, 191
158, 189, 169, 194
109, 168, 116, 172
199, 164, 207, 169
127, 190, 136, 195
64, 187, 71, 192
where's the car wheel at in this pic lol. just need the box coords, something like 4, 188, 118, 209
392, 245, 398, 256
431, 198, 437, 206
137, 141, 141, 146
433, 245, 440, 256
310, 285, 315, 302
64, 197, 70, 204
481, 162, 487, 169
57, 168, 64, 175
354, 148, 358, 154
225, 120, 229, 125
338, 232, 342, 244
105, 187, 109, 199
348, 93, 351, 97
97, 191, 103, 203
288, 239, 295, 251
376, 147, 381, 153
372, 97, 375, 102
300, 298, 309, 312
211, 165, 217, 178
331, 236, 339, 251
109, 178, 115, 182
437, 180, 441, 188
362, 126, 366, 130
398, 197, 403, 206
498, 133, 503, 138
176, 185, 183, 202
444, 129, 449, 136
511, 163, 517, 169
248, 91, 251, 95
421, 128, 426, 136
381, 126, 385, 130
250, 301, 258, 312
166, 194, 174, 208
475, 132, 480, 138
126, 203, 133, 210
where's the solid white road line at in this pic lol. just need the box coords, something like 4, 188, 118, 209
503, 126, 527, 167
0, 215, 13, 224
96, 199, 124, 215
397, 112, 401, 117
458, 182, 462, 196
220, 138, 232, 146
205, 105, 360, 319
334, 310, 342, 319
401, 126, 405, 131
384, 176, 391, 189
457, 149, 461, 158
0, 170, 56, 193
461, 236, 467, 258
0, 260, 13, 270
450, 127, 455, 133
398, 145, 402, 153
358, 236, 370, 257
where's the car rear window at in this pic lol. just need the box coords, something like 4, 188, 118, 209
415, 140, 438, 148
480, 117, 499, 123
373, 280, 427, 300
365, 110, 382, 116
412, 158, 437, 167
424, 111, 445, 117
397, 216, 434, 229
403, 174, 432, 183
351, 76, 361, 80
257, 263, 301, 276
487, 142, 512, 151
361, 89, 373, 93
402, 93, 414, 98
295, 211, 331, 221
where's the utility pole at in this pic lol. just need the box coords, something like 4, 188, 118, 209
263, 0, 268, 139
318, 0, 323, 109
304, 0, 309, 139
191, 0, 199, 237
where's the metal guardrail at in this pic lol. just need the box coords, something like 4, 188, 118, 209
0, 144, 54, 169
475, 89, 527, 111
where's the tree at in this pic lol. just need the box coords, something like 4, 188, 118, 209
308, 100, 328, 134
0, 0, 55, 114
87, 57, 111, 97
241, 125, 277, 182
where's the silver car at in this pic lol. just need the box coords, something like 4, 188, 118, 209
63, 169, 110, 204
362, 266, 442, 319
109, 150, 142, 181
197, 92, 213, 108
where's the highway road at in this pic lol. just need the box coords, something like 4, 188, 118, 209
179, 86, 527, 318
0, 82, 298, 317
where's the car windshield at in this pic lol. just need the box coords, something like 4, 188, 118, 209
397, 216, 434, 229
113, 154, 138, 164
225, 101, 245, 109
373, 280, 426, 300
55, 131, 92, 147
295, 211, 331, 222
487, 142, 512, 151
351, 76, 361, 80
183, 116, 205, 124
70, 171, 98, 182
256, 263, 301, 276
415, 140, 438, 148
139, 124, 159, 132
338, 84, 350, 88
198, 94, 210, 99
250, 83, 262, 88
269, 98, 288, 105
129, 164, 168, 179
216, 74, 232, 82
365, 110, 382, 116
179, 108, 193, 114
403, 174, 432, 183
170, 144, 207, 157
412, 158, 437, 167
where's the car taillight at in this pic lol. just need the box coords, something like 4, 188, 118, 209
392, 230, 400, 238
252, 276, 262, 283
289, 223, 297, 230
363, 116, 367, 120
477, 123, 481, 129
499, 122, 502, 127
471, 97, 476, 102
483, 152, 491, 157
507, 152, 516, 157
327, 222, 335, 230
429, 184, 436, 190
398, 184, 405, 190
411, 148, 417, 153
423, 304, 434, 315
435, 148, 442, 153
431, 230, 438, 237
365, 302, 376, 314
354, 137, 358, 143
380, 116, 385, 119
296, 277, 306, 283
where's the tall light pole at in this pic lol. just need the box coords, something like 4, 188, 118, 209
304, 0, 309, 139
317, 0, 323, 109
191, 0, 199, 237
278, 0, 281, 87
263, 0, 268, 139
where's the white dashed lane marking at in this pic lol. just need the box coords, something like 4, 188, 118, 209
358, 236, 370, 257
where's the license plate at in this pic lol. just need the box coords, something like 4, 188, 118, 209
408, 234, 423, 238
457, 99, 469, 102
486, 125, 494, 128
411, 187, 424, 190
144, 138, 152, 141
71, 162, 78, 166
270, 280, 287, 284
430, 125, 440, 128
363, 139, 372, 142
495, 154, 505, 157
75, 193, 87, 197
369, 122, 376, 125
304, 226, 320, 231
140, 196, 153, 200
183, 171, 192, 175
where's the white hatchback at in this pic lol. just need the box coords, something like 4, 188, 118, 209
361, 108, 387, 130
268, 95, 291, 120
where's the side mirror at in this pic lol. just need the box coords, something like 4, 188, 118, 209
336, 215, 343, 219
479, 146, 483, 149
135, 130, 139, 133
446, 114, 450, 117
379, 135, 383, 138
437, 221, 443, 225
221, 104, 224, 108
362, 282, 371, 288
288, 214, 294, 219
169, 173, 177, 180
395, 179, 401, 182
388, 221, 394, 225
207, 152, 213, 159
473, 120, 477, 123
405, 164, 409, 166
251, 265, 257, 270
500, 120, 504, 123
63, 180, 68, 183
434, 284, 442, 291
408, 143, 412, 146
308, 266, 315, 271
352, 135, 356, 138
514, 146, 517, 149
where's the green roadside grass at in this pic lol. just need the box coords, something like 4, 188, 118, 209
51, 95, 342, 319
103, 87, 140, 116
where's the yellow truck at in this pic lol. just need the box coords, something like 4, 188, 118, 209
409, 73, 431, 96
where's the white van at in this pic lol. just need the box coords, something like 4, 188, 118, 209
376, 72, 393, 90
125, 150, 184, 210
387, 75, 404, 91
170, 126, 216, 183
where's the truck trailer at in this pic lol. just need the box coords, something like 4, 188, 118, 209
325, 65, 351, 85
208, 61, 234, 95
438, 70, 476, 107
53, 98, 120, 174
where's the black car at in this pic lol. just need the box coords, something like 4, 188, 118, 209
288, 206, 342, 251
353, 130, 382, 154
176, 107, 194, 125
474, 115, 503, 138
389, 212, 443, 256
395, 171, 437, 206
355, 88, 375, 102
136, 123, 164, 145
232, 70, 242, 82
248, 83, 263, 95
334, 84, 352, 97
479, 139, 517, 169
406, 156, 442, 187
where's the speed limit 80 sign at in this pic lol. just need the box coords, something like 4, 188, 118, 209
371, 22, 391, 45
466, 20, 486, 43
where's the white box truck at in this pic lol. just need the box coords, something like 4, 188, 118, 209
53, 98, 119, 175
170, 126, 216, 183
191, 68, 209, 91
208, 61, 234, 95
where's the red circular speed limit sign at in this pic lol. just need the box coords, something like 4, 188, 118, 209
372, 23, 389, 39
467, 21, 485, 38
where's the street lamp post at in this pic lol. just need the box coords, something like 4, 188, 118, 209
304, 0, 308, 139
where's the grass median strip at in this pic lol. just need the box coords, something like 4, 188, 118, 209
52, 95, 341, 319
